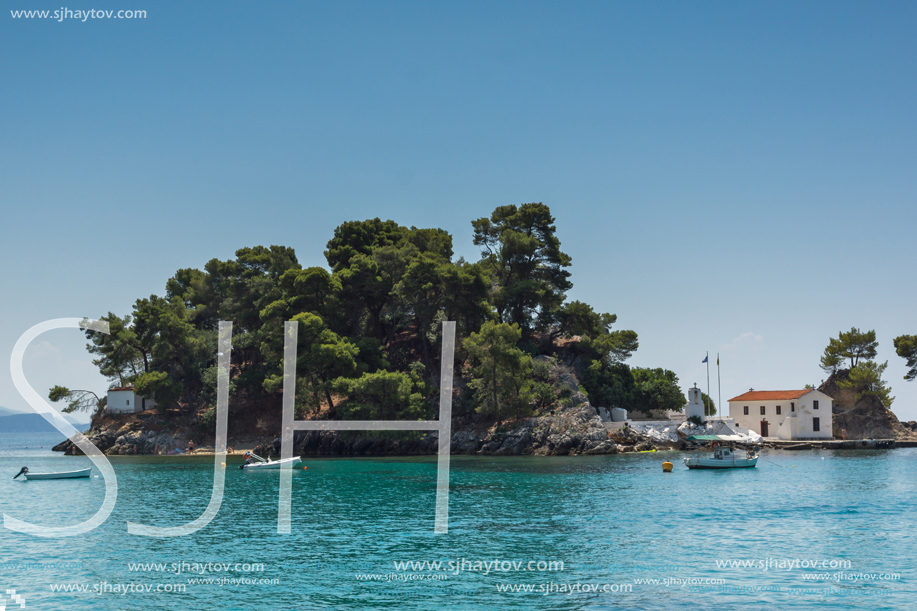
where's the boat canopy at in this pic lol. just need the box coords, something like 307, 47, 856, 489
687, 434, 752, 442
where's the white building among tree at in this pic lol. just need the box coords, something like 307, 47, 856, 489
106, 386, 155, 414
728, 389, 833, 440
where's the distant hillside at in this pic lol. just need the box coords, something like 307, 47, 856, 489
0, 406, 24, 418
0, 412, 90, 434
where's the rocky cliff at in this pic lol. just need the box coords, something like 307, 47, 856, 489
53, 411, 192, 455
819, 371, 917, 441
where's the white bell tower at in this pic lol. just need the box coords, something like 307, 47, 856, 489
686, 383, 705, 422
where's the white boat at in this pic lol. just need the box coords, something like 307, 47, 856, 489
239, 452, 302, 470
683, 437, 757, 470
21, 467, 92, 480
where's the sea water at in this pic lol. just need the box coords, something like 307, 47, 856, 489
0, 432, 912, 610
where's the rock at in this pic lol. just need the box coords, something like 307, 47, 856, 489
451, 429, 484, 454
584, 441, 618, 455
352, 437, 373, 455
495, 429, 532, 455
253, 443, 274, 456
557, 372, 579, 392
547, 434, 574, 455
820, 370, 916, 440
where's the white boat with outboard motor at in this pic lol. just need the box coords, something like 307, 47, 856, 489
239, 451, 303, 470
682, 435, 758, 469
13, 466, 92, 480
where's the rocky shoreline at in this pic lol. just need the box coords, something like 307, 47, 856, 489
54, 392, 698, 458
54, 369, 917, 458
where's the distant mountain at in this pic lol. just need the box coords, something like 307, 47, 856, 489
0, 411, 90, 433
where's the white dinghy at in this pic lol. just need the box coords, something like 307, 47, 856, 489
239, 451, 302, 470
14, 466, 92, 480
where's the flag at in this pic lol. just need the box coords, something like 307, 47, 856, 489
717, 356, 719, 366
702, 356, 708, 363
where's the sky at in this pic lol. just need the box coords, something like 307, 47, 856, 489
1, 0, 915, 421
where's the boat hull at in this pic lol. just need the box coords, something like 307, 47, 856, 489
240, 456, 302, 470
683, 457, 757, 470
24, 468, 92, 480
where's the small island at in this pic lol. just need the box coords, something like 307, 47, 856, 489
50, 205, 917, 458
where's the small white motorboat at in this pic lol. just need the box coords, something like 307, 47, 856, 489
14, 466, 92, 480
239, 452, 302, 470
683, 437, 758, 470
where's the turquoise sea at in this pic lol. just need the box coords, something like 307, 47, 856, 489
0, 431, 913, 610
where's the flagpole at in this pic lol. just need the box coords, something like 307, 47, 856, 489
706, 351, 710, 420
717, 353, 721, 419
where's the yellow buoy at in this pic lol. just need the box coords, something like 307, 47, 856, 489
662, 461, 673, 472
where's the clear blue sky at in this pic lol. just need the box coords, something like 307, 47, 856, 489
2, 1, 915, 420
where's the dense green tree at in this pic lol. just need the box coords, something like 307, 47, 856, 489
574, 330, 639, 365
231, 246, 301, 380
582, 361, 636, 410
820, 328, 879, 373
893, 335, 917, 381
165, 267, 220, 329
530, 357, 559, 410
324, 218, 405, 273
393, 251, 451, 370
278, 267, 338, 322
374, 242, 423, 345
464, 321, 534, 423
335, 253, 388, 338
439, 259, 491, 344
582, 365, 684, 416
631, 368, 685, 415
554, 301, 639, 366
83, 313, 149, 386
131, 295, 215, 409
327, 221, 461, 345
701, 392, 717, 416
202, 257, 244, 317
261, 312, 362, 414
404, 226, 453, 260
472, 203, 572, 337
134, 370, 183, 412
557, 301, 617, 338
839, 361, 894, 407
333, 367, 428, 420
199, 365, 237, 409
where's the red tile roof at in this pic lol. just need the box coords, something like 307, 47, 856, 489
109, 386, 136, 392
728, 389, 814, 402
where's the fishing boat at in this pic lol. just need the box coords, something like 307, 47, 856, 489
682, 436, 758, 470
239, 451, 302, 470
13, 466, 92, 480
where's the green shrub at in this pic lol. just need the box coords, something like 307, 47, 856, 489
199, 407, 217, 433
532, 381, 557, 409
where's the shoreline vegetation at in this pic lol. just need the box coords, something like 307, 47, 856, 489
47, 204, 917, 458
